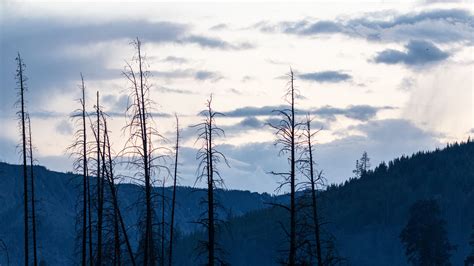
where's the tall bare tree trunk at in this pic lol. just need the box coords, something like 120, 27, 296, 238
96, 91, 103, 265
269, 69, 299, 265
289, 70, 296, 266
102, 116, 136, 266
193, 97, 229, 265
123, 38, 159, 265
207, 115, 215, 266
27, 114, 38, 266
168, 116, 179, 266
305, 118, 323, 266
87, 165, 93, 266
135, 39, 153, 266
16, 53, 29, 266
161, 180, 165, 266
79, 74, 88, 266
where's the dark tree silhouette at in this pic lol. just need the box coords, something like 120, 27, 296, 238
359, 152, 370, 176
26, 113, 39, 266
352, 160, 360, 179
352, 152, 371, 179
67, 74, 91, 266
160, 171, 166, 266
123, 38, 165, 265
300, 115, 323, 266
15, 52, 30, 266
168, 115, 180, 266
269, 69, 301, 265
400, 199, 455, 266
101, 112, 136, 266
193, 96, 230, 266
92, 91, 105, 265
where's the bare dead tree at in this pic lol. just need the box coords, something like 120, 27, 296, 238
26, 113, 38, 266
80, 75, 88, 266
15, 52, 29, 265
269, 69, 301, 265
160, 174, 166, 266
122, 38, 165, 265
101, 112, 136, 266
87, 150, 93, 266
168, 115, 180, 266
67, 74, 94, 265
67, 73, 92, 266
193, 96, 230, 266
300, 115, 323, 266
92, 91, 105, 265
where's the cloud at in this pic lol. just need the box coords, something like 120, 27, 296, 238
0, 118, 441, 193
223, 105, 284, 117
180, 118, 440, 191
156, 85, 195, 95
299, 71, 352, 83
228, 88, 242, 95
238, 117, 261, 128
2, 17, 254, 51
103, 94, 130, 113
180, 35, 254, 50
162, 56, 188, 64
210, 23, 229, 31
317, 105, 393, 121
285, 20, 342, 35
151, 69, 223, 82
241, 76, 254, 82
195, 71, 224, 81
0, 16, 252, 119
255, 8, 474, 44
55, 119, 73, 135
223, 104, 393, 121
313, 119, 440, 183
373, 40, 450, 66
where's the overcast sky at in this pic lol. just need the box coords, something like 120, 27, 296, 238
0, 0, 473, 193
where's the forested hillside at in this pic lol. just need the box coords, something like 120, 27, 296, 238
1, 142, 473, 265
0, 163, 277, 265
173, 141, 474, 265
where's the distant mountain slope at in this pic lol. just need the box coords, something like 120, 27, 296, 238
0, 163, 277, 265
173, 141, 474, 265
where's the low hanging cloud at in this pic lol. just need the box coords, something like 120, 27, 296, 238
178, 118, 441, 191
255, 8, 474, 44
222, 104, 394, 122
299, 71, 352, 83
373, 40, 450, 66
314, 118, 440, 183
